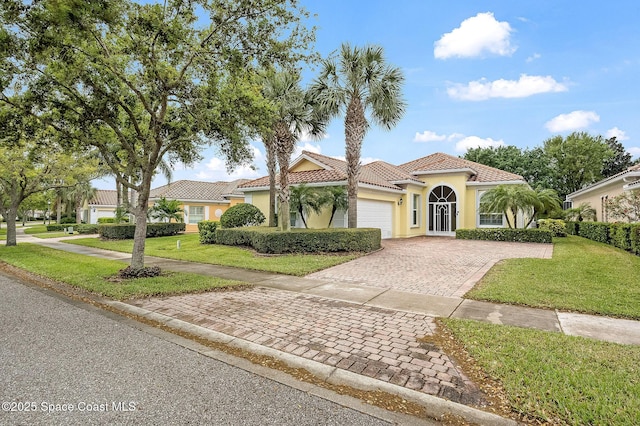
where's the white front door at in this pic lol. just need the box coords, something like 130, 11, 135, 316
428, 185, 457, 236
434, 202, 451, 233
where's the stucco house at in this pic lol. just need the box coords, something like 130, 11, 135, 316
149, 179, 247, 232
84, 189, 119, 224
565, 163, 640, 222
238, 151, 527, 238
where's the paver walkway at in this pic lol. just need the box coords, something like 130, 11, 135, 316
308, 237, 553, 297
130, 287, 485, 405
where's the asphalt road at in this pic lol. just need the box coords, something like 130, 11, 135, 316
0, 272, 403, 426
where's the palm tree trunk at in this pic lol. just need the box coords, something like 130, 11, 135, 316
275, 123, 294, 232
265, 136, 277, 227
345, 97, 366, 228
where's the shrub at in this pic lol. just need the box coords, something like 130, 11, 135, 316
76, 224, 99, 234
97, 217, 115, 224
197, 220, 219, 244
60, 217, 76, 224
456, 228, 553, 244
609, 223, 632, 251
220, 203, 265, 228
631, 225, 640, 255
213, 227, 381, 254
565, 221, 580, 236
46, 224, 66, 232
578, 222, 609, 244
98, 223, 185, 239
537, 219, 567, 237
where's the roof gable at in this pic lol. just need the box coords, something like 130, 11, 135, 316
150, 179, 248, 202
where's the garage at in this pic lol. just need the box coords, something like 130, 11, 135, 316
357, 199, 393, 239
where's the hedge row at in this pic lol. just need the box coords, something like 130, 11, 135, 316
197, 220, 219, 244
566, 221, 640, 255
200, 225, 381, 254
98, 223, 185, 239
456, 228, 553, 244
537, 219, 567, 237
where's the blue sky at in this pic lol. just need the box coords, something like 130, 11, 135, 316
94, 1, 640, 189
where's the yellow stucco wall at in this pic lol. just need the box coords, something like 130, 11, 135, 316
290, 160, 323, 172
569, 181, 624, 222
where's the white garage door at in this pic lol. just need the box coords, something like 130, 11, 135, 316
357, 199, 393, 239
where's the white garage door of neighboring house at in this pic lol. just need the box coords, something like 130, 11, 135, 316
357, 199, 393, 239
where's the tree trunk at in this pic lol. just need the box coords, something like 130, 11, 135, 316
5, 206, 18, 246
275, 122, 295, 232
56, 196, 62, 224
344, 97, 366, 228
266, 137, 277, 227
130, 189, 149, 270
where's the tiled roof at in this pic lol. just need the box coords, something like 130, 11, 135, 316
89, 190, 118, 206
150, 179, 248, 201
568, 162, 640, 197
240, 150, 525, 192
398, 152, 524, 182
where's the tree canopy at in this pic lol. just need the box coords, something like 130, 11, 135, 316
1, 0, 314, 268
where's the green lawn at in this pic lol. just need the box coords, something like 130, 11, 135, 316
0, 244, 245, 300
66, 233, 360, 276
466, 236, 640, 319
443, 318, 640, 426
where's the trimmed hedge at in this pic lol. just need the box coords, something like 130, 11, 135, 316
578, 222, 609, 244
609, 223, 632, 251
209, 227, 381, 254
98, 222, 185, 239
76, 224, 99, 234
220, 203, 265, 228
197, 220, 219, 244
565, 221, 580, 236
97, 217, 115, 224
46, 224, 67, 232
631, 226, 640, 255
456, 228, 553, 244
537, 219, 567, 237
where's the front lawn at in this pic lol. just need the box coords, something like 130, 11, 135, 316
443, 318, 640, 425
466, 236, 640, 319
0, 244, 245, 300
66, 233, 360, 276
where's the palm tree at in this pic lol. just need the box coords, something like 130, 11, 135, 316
565, 202, 597, 222
261, 132, 278, 227
320, 186, 348, 227
480, 185, 539, 229
150, 197, 184, 223
67, 181, 97, 224
261, 69, 327, 231
309, 43, 406, 228
524, 187, 562, 228
290, 184, 324, 228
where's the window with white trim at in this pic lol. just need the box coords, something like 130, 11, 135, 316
478, 191, 504, 227
411, 193, 421, 227
189, 206, 204, 224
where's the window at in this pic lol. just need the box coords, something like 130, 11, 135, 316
189, 206, 204, 224
478, 191, 503, 227
411, 193, 421, 226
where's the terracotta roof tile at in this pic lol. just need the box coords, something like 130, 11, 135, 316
150, 179, 248, 201
88, 190, 118, 206
398, 152, 524, 183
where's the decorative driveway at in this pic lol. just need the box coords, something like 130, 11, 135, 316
307, 237, 553, 298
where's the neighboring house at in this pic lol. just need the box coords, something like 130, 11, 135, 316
239, 151, 526, 238
84, 190, 118, 224
149, 179, 248, 232
565, 163, 640, 222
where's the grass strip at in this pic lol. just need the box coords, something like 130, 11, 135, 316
466, 236, 640, 319
66, 233, 360, 276
0, 244, 245, 300
443, 318, 640, 425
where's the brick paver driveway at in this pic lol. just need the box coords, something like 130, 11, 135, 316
307, 237, 553, 298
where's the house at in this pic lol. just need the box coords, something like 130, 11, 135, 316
149, 179, 248, 232
238, 151, 527, 238
85, 189, 119, 224
565, 163, 640, 222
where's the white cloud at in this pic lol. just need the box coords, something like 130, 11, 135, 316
292, 141, 322, 158
526, 53, 541, 63
628, 147, 640, 158
434, 12, 515, 59
605, 127, 630, 141
455, 136, 505, 152
447, 74, 568, 101
195, 145, 264, 181
414, 130, 447, 142
545, 110, 600, 132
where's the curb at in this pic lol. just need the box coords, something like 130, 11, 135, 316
107, 300, 517, 426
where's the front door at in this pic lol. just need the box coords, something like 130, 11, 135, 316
428, 185, 457, 236
434, 202, 450, 233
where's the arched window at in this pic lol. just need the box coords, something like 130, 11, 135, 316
428, 185, 457, 233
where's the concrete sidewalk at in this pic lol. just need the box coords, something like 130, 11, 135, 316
7, 230, 640, 424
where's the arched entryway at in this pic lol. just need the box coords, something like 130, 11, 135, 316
428, 185, 457, 236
